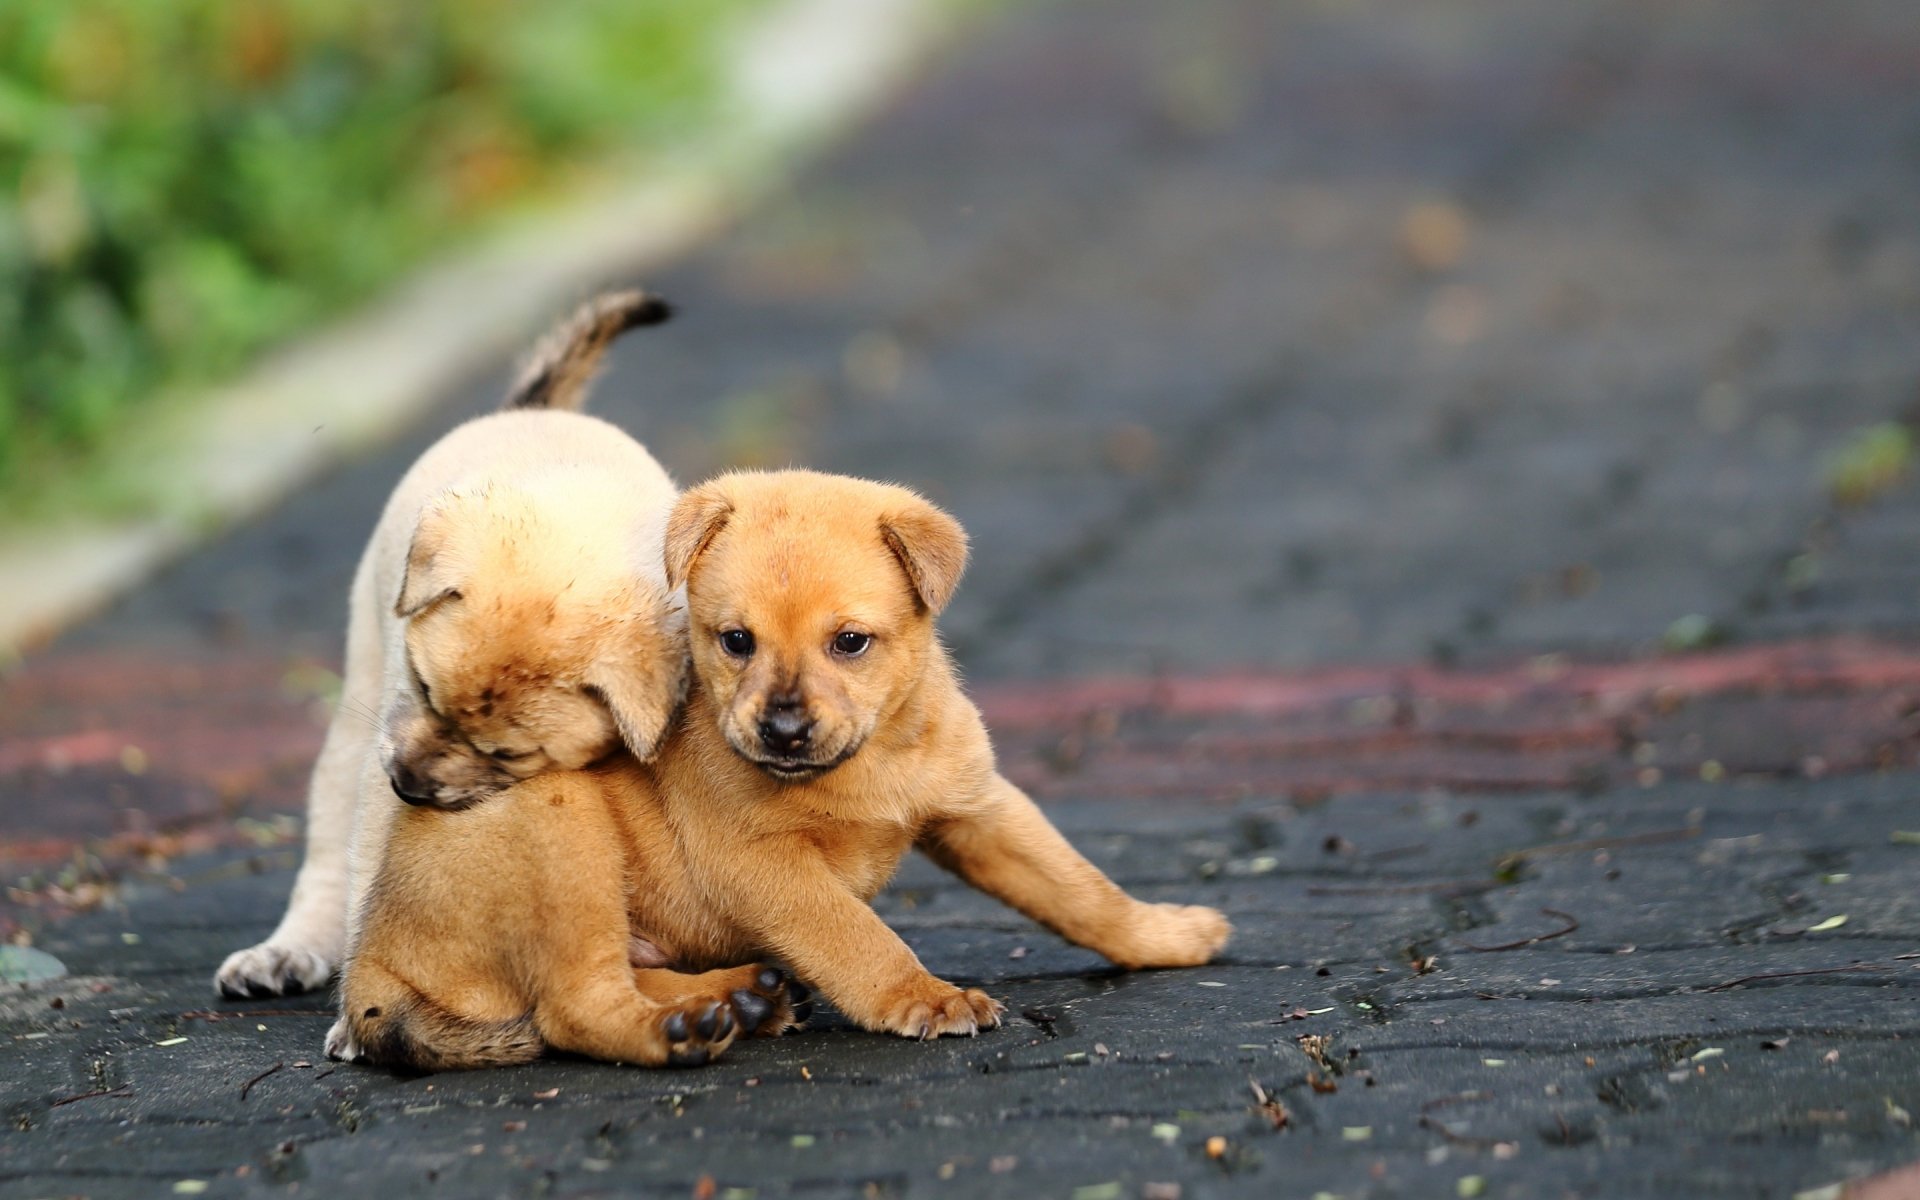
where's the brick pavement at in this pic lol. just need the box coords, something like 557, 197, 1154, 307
7, 0, 1920, 1195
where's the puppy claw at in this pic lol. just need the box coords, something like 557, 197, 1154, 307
882, 985, 1003, 1041
667, 1045, 710, 1068
323, 1016, 363, 1063
659, 1002, 727, 1069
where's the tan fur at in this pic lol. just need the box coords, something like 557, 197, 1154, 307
329, 768, 798, 1070
214, 292, 687, 1000
336, 469, 1230, 1058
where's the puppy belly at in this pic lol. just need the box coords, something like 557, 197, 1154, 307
626, 935, 674, 969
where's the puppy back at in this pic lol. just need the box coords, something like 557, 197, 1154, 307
503, 289, 673, 412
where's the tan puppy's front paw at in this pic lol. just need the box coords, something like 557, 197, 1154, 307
874, 983, 1005, 1040
1110, 903, 1232, 969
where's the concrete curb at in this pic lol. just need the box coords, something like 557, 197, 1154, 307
0, 0, 962, 658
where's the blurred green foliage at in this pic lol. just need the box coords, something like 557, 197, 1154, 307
0, 0, 755, 507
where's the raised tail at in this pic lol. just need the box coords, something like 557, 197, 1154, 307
503, 289, 673, 411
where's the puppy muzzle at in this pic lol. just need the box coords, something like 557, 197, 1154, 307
388, 762, 439, 807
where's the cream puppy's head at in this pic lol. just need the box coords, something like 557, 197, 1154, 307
385, 481, 686, 809
664, 469, 966, 782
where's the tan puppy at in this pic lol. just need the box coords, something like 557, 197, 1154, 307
334, 469, 1227, 1067
331, 774, 804, 1069
215, 291, 690, 1000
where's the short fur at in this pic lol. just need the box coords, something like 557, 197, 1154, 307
215, 291, 689, 1000
334, 469, 1230, 1059
329, 770, 799, 1070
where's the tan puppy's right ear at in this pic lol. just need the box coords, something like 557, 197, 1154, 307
880, 496, 969, 615
664, 483, 733, 590
395, 501, 463, 617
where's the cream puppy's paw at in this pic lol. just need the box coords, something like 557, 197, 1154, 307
216, 940, 335, 998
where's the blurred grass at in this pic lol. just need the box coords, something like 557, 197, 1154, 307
1826, 421, 1914, 507
0, 0, 760, 516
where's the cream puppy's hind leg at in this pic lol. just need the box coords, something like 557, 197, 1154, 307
214, 561, 383, 997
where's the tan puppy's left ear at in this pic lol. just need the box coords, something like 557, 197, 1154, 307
664, 482, 733, 590
880, 497, 969, 615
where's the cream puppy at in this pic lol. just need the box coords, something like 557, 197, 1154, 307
215, 291, 687, 999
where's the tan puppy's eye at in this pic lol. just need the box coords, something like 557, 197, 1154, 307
487, 748, 528, 762
832, 630, 872, 657
720, 629, 756, 657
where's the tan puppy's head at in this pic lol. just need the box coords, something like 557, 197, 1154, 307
665, 469, 966, 782
384, 483, 687, 809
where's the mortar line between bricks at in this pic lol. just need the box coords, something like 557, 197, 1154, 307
1384, 979, 1919, 1005
1348, 1027, 1920, 1055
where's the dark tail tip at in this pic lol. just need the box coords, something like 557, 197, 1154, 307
504, 288, 675, 411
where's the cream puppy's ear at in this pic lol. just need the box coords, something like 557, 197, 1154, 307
395, 497, 467, 616
880, 497, 969, 615
588, 656, 686, 762
664, 482, 734, 590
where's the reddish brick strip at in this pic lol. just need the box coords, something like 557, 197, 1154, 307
3, 637, 1918, 902
974, 636, 1920, 727
976, 636, 1920, 802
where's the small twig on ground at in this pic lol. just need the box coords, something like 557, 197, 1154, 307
1702, 963, 1888, 992
1418, 1115, 1503, 1148
1306, 881, 1492, 897
1459, 908, 1579, 952
240, 1062, 284, 1101
1248, 1078, 1290, 1129
1420, 1090, 1494, 1113
1505, 827, 1700, 860
180, 1009, 334, 1022
49, 1086, 132, 1108
1364, 843, 1430, 863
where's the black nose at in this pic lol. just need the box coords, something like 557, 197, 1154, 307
758, 705, 814, 755
389, 763, 436, 806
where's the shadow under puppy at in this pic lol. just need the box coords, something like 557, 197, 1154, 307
336, 469, 1228, 1069
216, 291, 700, 1001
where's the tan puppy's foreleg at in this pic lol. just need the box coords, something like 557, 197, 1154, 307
920, 776, 1231, 970
722, 857, 1003, 1039
215, 564, 383, 997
